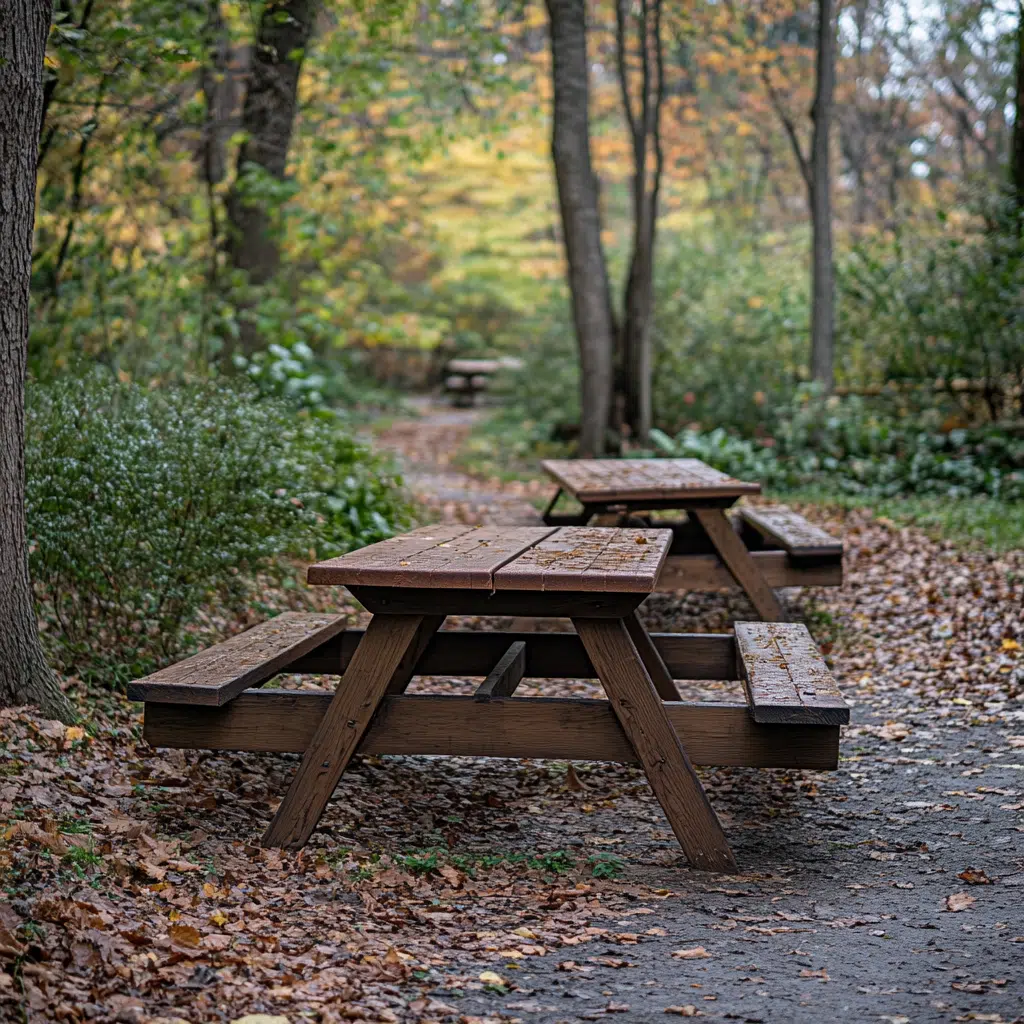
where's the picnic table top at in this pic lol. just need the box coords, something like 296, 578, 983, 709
446, 357, 524, 374
541, 458, 761, 504
308, 524, 672, 593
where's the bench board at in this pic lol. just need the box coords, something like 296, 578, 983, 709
127, 612, 348, 707
738, 506, 843, 559
735, 621, 849, 725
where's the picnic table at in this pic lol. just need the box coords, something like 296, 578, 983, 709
130, 524, 849, 873
541, 458, 843, 622
443, 356, 523, 406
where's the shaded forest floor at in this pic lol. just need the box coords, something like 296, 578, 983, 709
2, 401, 1024, 1024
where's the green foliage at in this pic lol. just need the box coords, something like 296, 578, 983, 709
25, 374, 411, 682
651, 389, 1024, 502
839, 205, 1024, 419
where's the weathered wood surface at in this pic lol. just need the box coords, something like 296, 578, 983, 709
542, 458, 761, 504
310, 525, 671, 595
385, 615, 446, 695
735, 621, 849, 725
658, 551, 842, 591
263, 614, 432, 849
308, 525, 556, 589
690, 508, 786, 621
573, 617, 737, 872
291, 629, 739, 681
493, 527, 671, 592
144, 691, 841, 769
127, 612, 347, 706
738, 506, 843, 559
475, 641, 526, 699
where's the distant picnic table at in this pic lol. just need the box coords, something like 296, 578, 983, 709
130, 523, 849, 872
443, 356, 523, 406
541, 458, 844, 621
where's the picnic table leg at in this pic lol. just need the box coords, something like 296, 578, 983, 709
623, 611, 681, 701
573, 616, 736, 873
690, 507, 786, 622
262, 613, 437, 850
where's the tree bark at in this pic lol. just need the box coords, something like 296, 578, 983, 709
616, 0, 665, 443
0, 0, 75, 724
225, 0, 317, 353
1012, 0, 1024, 212
809, 0, 836, 390
546, 0, 616, 456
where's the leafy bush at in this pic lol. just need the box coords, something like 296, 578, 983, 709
26, 374, 411, 682
650, 389, 1024, 501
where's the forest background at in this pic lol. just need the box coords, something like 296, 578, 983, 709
8, 0, 1024, 712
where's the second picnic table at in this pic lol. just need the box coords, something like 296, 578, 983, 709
541, 458, 844, 622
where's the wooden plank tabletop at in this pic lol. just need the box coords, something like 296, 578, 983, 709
541, 458, 761, 503
308, 525, 672, 593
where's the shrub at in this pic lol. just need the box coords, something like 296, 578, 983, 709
25, 374, 411, 682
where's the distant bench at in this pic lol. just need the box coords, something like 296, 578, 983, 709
444, 357, 524, 407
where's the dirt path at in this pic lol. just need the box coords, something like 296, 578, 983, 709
2, 402, 1023, 1024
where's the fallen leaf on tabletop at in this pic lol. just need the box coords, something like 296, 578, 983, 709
671, 946, 711, 959
945, 892, 976, 912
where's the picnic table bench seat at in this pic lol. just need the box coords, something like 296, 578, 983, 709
133, 525, 849, 874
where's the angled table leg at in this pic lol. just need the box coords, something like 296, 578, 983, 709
624, 611, 681, 701
573, 616, 737, 873
691, 507, 786, 622
263, 613, 437, 850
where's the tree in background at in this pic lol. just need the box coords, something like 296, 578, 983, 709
1013, 0, 1024, 210
226, 0, 320, 355
1, 0, 75, 722
545, 0, 617, 455
762, 0, 837, 390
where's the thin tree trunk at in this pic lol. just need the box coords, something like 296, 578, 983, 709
546, 0, 616, 456
810, 0, 836, 390
0, 0, 75, 724
616, 0, 664, 443
1012, 0, 1024, 212
225, 0, 317, 355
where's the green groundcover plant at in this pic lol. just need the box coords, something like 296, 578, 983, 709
25, 373, 412, 683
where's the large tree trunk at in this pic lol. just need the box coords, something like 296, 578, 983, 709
0, 0, 75, 724
225, 0, 317, 354
616, 0, 665, 444
546, 0, 616, 456
809, 0, 836, 390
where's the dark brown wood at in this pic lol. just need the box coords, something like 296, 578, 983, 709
737, 506, 843, 559
690, 508, 786, 621
735, 621, 849, 725
573, 616, 737, 872
658, 551, 842, 591
385, 615, 446, 695
308, 525, 556, 589
348, 586, 647, 618
292, 629, 738, 681
493, 527, 671, 592
143, 691, 841, 769
262, 614, 426, 849
542, 458, 760, 504
475, 642, 526, 700
127, 613, 348, 706
624, 612, 680, 701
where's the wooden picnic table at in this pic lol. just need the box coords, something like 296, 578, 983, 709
541, 458, 843, 622
131, 523, 849, 873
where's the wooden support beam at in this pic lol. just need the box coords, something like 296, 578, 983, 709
573, 617, 737, 873
658, 551, 842, 591
475, 642, 526, 700
143, 692, 841, 769
291, 629, 738, 682
624, 612, 680, 701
